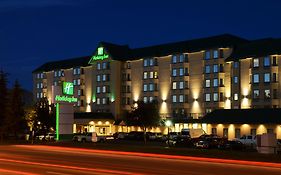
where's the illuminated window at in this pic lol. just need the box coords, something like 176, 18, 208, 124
213, 78, 218, 87
253, 74, 259, 83
143, 72, 148, 79
97, 98, 100, 105
97, 63, 101, 70
143, 97, 148, 103
172, 69, 177, 77
213, 64, 218, 73
96, 75, 101, 82
102, 74, 106, 81
263, 56, 270, 67
234, 76, 238, 84
149, 71, 154, 79
213, 50, 218, 59
172, 55, 177, 63
253, 58, 259, 68
73, 79, 77, 86
179, 54, 184, 62
205, 79, 211, 88
54, 71, 57, 77
223, 128, 228, 138
264, 89, 271, 99
78, 89, 81, 96
102, 62, 107, 69
143, 59, 148, 67
77, 79, 81, 85
205, 93, 211, 102
149, 96, 154, 103
154, 72, 158, 79
234, 93, 238, 101
264, 73, 270, 83
172, 95, 177, 103
149, 59, 154, 66
205, 65, 211, 73
205, 51, 211, 60
213, 93, 218, 102
172, 82, 177, 90
253, 90, 259, 99
234, 62, 239, 68
96, 86, 100, 94
102, 86, 106, 93
143, 84, 147, 92
149, 83, 154, 91
179, 68, 184, 76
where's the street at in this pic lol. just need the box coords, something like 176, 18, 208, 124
0, 145, 280, 175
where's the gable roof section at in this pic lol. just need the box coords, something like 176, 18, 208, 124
226, 38, 281, 61
202, 108, 281, 124
33, 56, 90, 73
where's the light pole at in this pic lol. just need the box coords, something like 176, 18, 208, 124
165, 120, 172, 147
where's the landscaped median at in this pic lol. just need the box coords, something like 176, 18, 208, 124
37, 140, 281, 165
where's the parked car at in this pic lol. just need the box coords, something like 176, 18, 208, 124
195, 140, 210, 149
235, 135, 257, 148
113, 132, 128, 139
218, 140, 245, 150
166, 137, 194, 147
148, 132, 163, 141
76, 132, 113, 142
36, 133, 55, 141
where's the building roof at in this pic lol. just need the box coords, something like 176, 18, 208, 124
33, 56, 90, 73
226, 38, 281, 61
202, 109, 281, 124
74, 112, 114, 120
33, 34, 248, 72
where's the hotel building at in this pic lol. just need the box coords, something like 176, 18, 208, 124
33, 34, 281, 139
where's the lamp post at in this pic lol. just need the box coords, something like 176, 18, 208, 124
165, 120, 172, 147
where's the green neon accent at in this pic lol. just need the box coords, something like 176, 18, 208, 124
62, 82, 74, 95
88, 47, 109, 64
55, 95, 78, 103
56, 103, 59, 141
92, 93, 96, 103
111, 94, 115, 102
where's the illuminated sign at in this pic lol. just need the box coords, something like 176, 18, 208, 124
55, 95, 78, 103
89, 47, 109, 64
62, 82, 74, 95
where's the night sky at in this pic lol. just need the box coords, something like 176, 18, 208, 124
1, 0, 281, 91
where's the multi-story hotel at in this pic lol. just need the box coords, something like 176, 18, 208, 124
33, 34, 281, 139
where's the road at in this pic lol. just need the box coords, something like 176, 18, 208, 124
0, 145, 280, 175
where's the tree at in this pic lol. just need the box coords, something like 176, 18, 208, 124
126, 100, 160, 143
34, 97, 55, 136
6, 80, 27, 138
0, 70, 9, 141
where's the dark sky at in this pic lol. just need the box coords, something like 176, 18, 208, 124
1, 0, 281, 91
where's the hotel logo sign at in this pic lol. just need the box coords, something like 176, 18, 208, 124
62, 82, 74, 95
89, 47, 109, 64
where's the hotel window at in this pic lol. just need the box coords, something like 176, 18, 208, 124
77, 100, 81, 107
96, 98, 100, 105
205, 93, 211, 102
253, 90, 259, 99
219, 64, 224, 72
97, 75, 101, 82
179, 81, 184, 89
54, 71, 57, 77
172, 82, 177, 90
185, 81, 189, 89
211, 128, 217, 135
267, 129, 274, 134
250, 129, 257, 136
172, 68, 177, 77
97, 63, 101, 70
102, 86, 106, 93
41, 73, 44, 78
273, 89, 278, 99
154, 72, 158, 79
234, 76, 238, 84
172, 55, 177, 63
219, 92, 224, 102
179, 54, 184, 63
58, 70, 62, 77
219, 79, 224, 86
213, 50, 218, 59
172, 95, 177, 103
234, 62, 239, 69
127, 62, 131, 69
184, 68, 188, 76
205, 65, 211, 73
149, 71, 154, 79
272, 73, 277, 82
205, 79, 211, 88
102, 74, 106, 81
213, 64, 218, 73
263, 56, 270, 67
179, 68, 184, 76
264, 73, 270, 83
149, 96, 154, 103
54, 81, 58, 86
223, 128, 228, 138
36, 93, 40, 99
253, 58, 259, 68
143, 97, 148, 103
185, 95, 188, 103
234, 93, 238, 101
179, 95, 184, 103
143, 84, 148, 92
143, 59, 148, 67
264, 89, 271, 99
235, 129, 241, 139
73, 79, 77, 86
219, 49, 224, 58
149, 84, 154, 91
272, 56, 277, 66
205, 51, 211, 60
36, 83, 40, 89
213, 93, 218, 102
102, 98, 106, 104
77, 79, 81, 85
127, 86, 131, 93
96, 86, 101, 94
102, 62, 107, 69
149, 58, 154, 66
253, 74, 259, 83
143, 72, 148, 79
37, 73, 40, 79
213, 78, 218, 87
126, 98, 131, 105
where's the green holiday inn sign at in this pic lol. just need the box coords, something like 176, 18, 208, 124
55, 82, 77, 103
62, 82, 74, 95
89, 47, 109, 64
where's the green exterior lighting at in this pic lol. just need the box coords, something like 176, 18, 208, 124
88, 47, 109, 64
55, 95, 78, 103
56, 103, 60, 141
62, 82, 74, 95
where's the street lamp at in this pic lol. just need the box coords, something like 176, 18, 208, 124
165, 120, 172, 147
